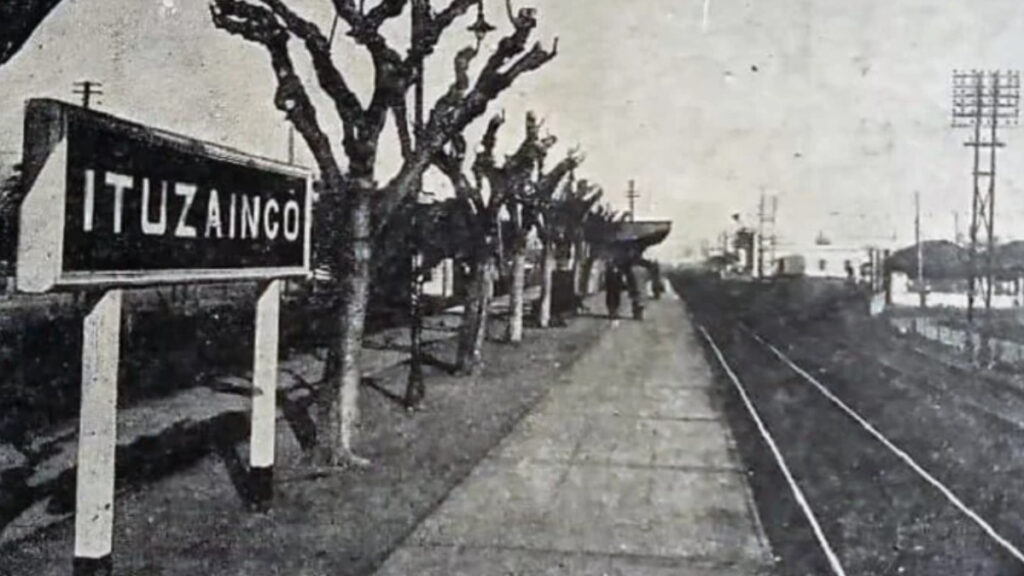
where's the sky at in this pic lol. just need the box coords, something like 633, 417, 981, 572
3, 0, 1024, 261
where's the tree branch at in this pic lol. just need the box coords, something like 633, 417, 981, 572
406, 0, 478, 69
364, 0, 408, 30
537, 150, 584, 200
375, 4, 556, 222
472, 112, 505, 200
211, 0, 345, 190
393, 99, 414, 161
256, 0, 363, 146
426, 7, 557, 152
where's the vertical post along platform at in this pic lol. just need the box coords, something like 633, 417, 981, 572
73, 289, 123, 576
249, 280, 281, 510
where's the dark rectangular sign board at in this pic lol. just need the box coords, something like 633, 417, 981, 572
16, 99, 312, 292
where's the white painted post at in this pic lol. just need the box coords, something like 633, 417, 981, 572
249, 280, 281, 511
73, 289, 122, 576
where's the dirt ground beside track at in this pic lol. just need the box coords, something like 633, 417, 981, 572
673, 272, 1024, 576
0, 312, 605, 576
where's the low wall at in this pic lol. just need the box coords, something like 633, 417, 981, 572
889, 315, 1024, 366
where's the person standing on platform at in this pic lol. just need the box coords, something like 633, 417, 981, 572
605, 264, 623, 318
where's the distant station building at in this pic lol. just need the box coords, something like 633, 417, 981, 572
771, 245, 875, 281
886, 239, 1024, 309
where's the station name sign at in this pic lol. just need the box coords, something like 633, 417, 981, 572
17, 99, 312, 292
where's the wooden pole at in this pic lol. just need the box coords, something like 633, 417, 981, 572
249, 280, 281, 511
73, 289, 122, 576
916, 191, 924, 308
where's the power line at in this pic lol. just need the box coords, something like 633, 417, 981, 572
916, 191, 924, 308
756, 190, 777, 278
72, 80, 103, 109
951, 69, 1021, 322
626, 179, 638, 222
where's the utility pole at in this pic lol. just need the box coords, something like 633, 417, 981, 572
953, 211, 961, 245
757, 190, 765, 278
72, 80, 103, 109
627, 180, 639, 222
403, 0, 493, 406
286, 125, 295, 165
952, 69, 1020, 322
755, 190, 778, 279
915, 191, 924, 308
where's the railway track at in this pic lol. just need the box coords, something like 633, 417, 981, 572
692, 311, 1024, 575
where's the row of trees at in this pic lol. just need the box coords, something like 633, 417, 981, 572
207, 0, 629, 468
0, 1, 625, 470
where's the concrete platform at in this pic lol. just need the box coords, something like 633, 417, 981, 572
375, 291, 774, 575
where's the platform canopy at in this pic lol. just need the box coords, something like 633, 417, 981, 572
886, 240, 968, 279
587, 220, 672, 255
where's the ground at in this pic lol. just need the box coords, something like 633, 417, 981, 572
375, 289, 771, 575
675, 272, 1024, 575
0, 303, 602, 575
12, 271, 1024, 575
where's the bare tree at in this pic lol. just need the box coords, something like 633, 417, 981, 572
210, 0, 557, 466
578, 202, 622, 300
538, 175, 601, 323
563, 179, 603, 301
433, 112, 526, 372
487, 112, 578, 341
531, 146, 583, 328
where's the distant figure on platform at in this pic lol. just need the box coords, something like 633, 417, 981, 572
605, 265, 623, 318
625, 266, 644, 320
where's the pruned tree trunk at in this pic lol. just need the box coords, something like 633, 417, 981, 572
571, 240, 586, 297
404, 260, 425, 408
457, 256, 493, 375
316, 188, 372, 467
472, 268, 492, 362
580, 250, 596, 298
457, 260, 485, 371
508, 247, 526, 343
211, 0, 559, 471
538, 238, 554, 328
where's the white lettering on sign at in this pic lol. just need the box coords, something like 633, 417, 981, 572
140, 180, 167, 235
229, 193, 237, 239
205, 189, 223, 238
78, 169, 302, 242
263, 199, 279, 240
173, 183, 198, 238
105, 172, 133, 234
242, 195, 260, 240
284, 201, 300, 241
84, 169, 96, 232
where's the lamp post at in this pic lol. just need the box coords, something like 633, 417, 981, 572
405, 0, 493, 408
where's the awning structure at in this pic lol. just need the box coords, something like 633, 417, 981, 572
886, 240, 969, 279
887, 239, 1024, 280
995, 240, 1024, 276
587, 220, 672, 255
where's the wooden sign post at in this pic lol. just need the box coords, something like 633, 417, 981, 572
73, 289, 122, 575
15, 100, 311, 575
249, 279, 281, 510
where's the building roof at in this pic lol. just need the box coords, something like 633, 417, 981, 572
887, 240, 969, 279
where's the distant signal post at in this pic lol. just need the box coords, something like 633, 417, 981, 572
951, 70, 1020, 321
15, 99, 312, 575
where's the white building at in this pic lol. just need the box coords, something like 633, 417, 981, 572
773, 245, 875, 281
888, 271, 1023, 309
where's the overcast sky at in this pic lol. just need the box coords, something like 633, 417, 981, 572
3, 0, 1024, 260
